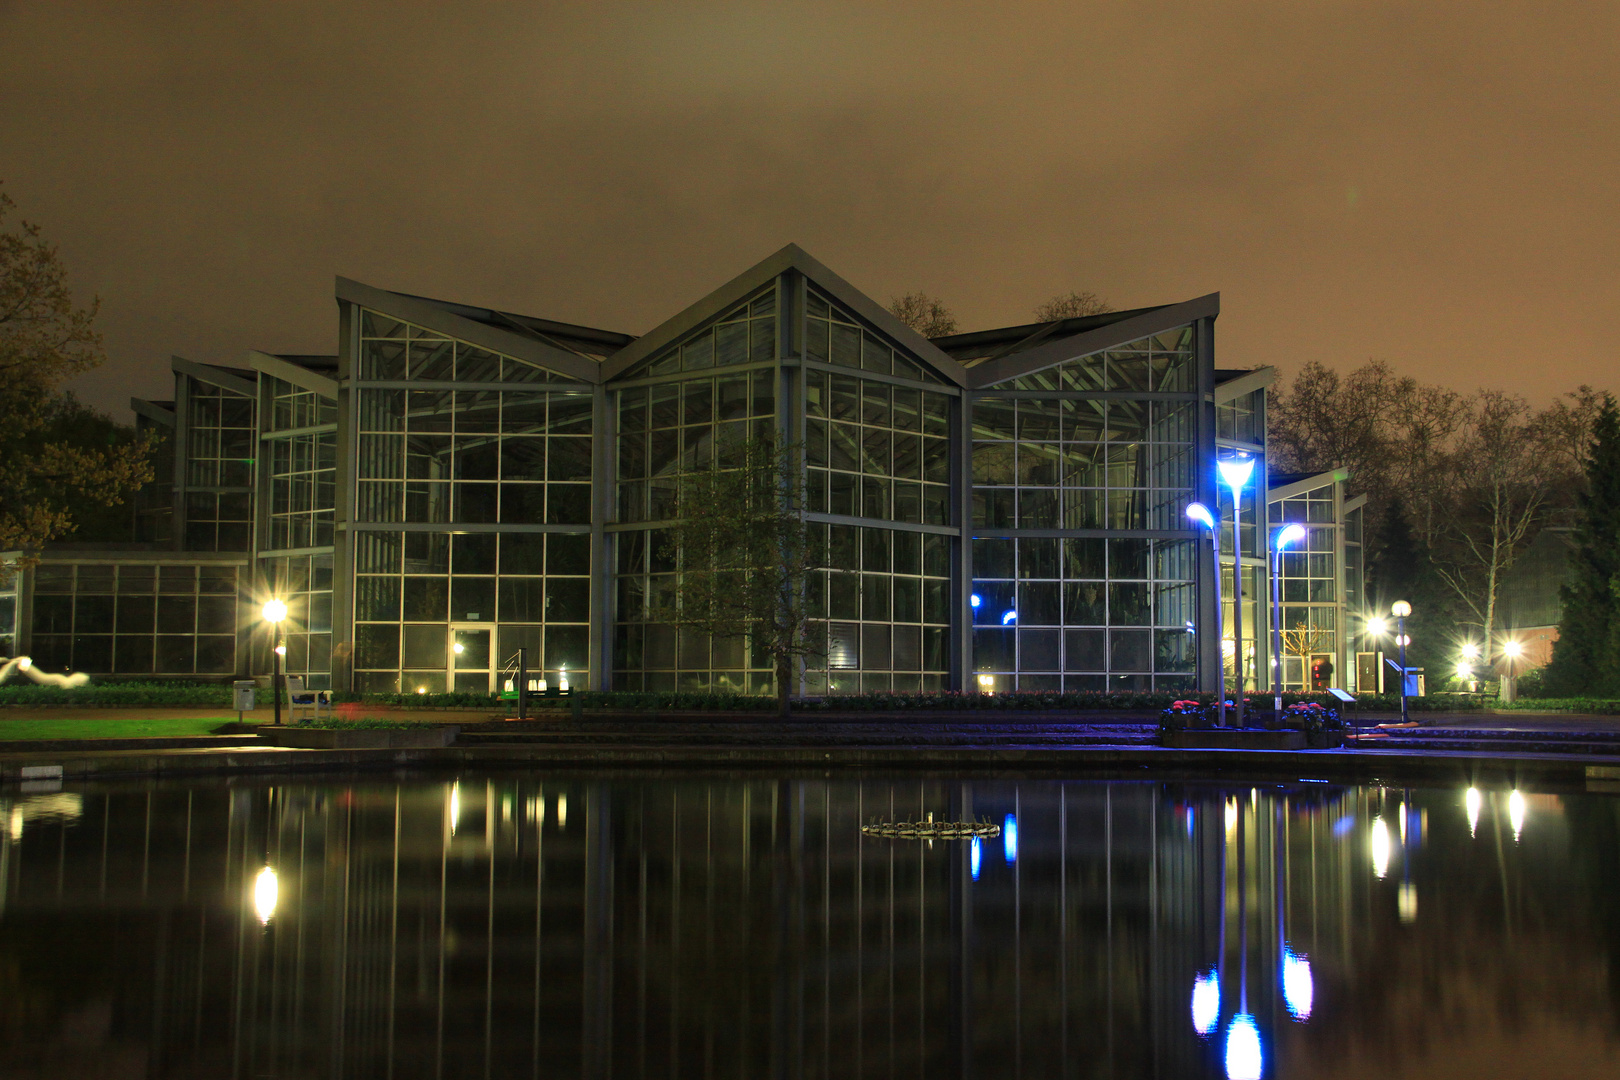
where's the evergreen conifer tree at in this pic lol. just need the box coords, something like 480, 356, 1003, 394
1546, 396, 1620, 696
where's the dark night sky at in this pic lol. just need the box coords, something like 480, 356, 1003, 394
3, 1, 1616, 416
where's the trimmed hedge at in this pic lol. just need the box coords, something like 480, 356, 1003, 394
0, 681, 270, 707
1493, 697, 1620, 715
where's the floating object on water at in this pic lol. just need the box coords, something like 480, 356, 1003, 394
861, 814, 1001, 841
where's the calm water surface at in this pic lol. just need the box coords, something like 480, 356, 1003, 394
2, 772, 1618, 1079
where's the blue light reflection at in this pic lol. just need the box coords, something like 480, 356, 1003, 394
1191, 969, 1220, 1036
1282, 947, 1314, 1020
970, 836, 982, 880
1224, 1013, 1262, 1080
1003, 815, 1017, 863
1001, 609, 1017, 625
970, 593, 981, 609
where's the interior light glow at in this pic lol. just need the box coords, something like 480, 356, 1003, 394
558, 665, 569, 692
1281, 948, 1314, 1020
1003, 814, 1017, 863
453, 642, 465, 654
1217, 456, 1256, 493
254, 866, 278, 924
1192, 969, 1221, 1036
977, 674, 995, 689
970, 836, 982, 881
1465, 787, 1481, 837
1371, 817, 1390, 878
1509, 789, 1525, 840
416, 686, 427, 694
1001, 610, 1017, 625
1224, 1014, 1263, 1080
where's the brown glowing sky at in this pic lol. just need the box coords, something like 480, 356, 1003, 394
3, 1, 1616, 416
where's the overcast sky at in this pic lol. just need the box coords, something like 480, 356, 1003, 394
3, 1, 1615, 416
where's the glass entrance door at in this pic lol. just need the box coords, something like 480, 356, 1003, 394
450, 626, 492, 694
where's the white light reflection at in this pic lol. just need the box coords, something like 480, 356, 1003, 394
1003, 814, 1017, 863
448, 782, 460, 836
557, 793, 568, 830
970, 836, 982, 881
1281, 948, 1314, 1020
254, 866, 279, 924
1370, 817, 1390, 878
1465, 787, 1481, 837
1398, 882, 1418, 923
1224, 1013, 1263, 1080
1509, 790, 1525, 840
1191, 969, 1220, 1036
1224, 798, 1238, 837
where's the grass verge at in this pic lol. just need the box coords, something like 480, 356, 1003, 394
0, 717, 237, 741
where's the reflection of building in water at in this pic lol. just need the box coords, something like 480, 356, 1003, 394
0, 779, 1610, 1077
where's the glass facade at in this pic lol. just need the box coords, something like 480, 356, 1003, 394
802, 524, 952, 693
182, 382, 255, 551
29, 255, 1240, 697
969, 326, 1200, 691
29, 561, 239, 675
1267, 478, 1365, 691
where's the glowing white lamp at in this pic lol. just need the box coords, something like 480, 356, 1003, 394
1461, 642, 1481, 660
1217, 456, 1256, 494
262, 599, 287, 624
1186, 502, 1215, 530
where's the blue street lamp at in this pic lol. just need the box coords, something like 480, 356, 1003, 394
1270, 523, 1307, 713
1186, 501, 1227, 727
1217, 457, 1256, 725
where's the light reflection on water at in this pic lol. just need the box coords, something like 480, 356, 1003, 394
0, 775, 1617, 1078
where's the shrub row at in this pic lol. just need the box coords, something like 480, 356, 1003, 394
0, 681, 270, 707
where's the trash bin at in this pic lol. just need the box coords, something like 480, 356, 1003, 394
233, 680, 257, 715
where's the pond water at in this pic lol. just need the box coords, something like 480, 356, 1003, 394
1, 772, 1618, 1079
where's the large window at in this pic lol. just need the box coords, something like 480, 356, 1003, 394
971, 398, 1193, 529
638, 291, 776, 377
183, 382, 255, 551
31, 562, 238, 675
351, 530, 590, 694
804, 287, 943, 382
804, 524, 951, 693
970, 537, 1196, 692
615, 371, 775, 525
804, 372, 951, 526
262, 553, 333, 690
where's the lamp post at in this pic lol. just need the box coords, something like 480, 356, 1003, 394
1217, 456, 1256, 727
263, 599, 287, 726
1186, 502, 1227, 728
1270, 523, 1307, 714
1391, 600, 1411, 725
1502, 639, 1523, 702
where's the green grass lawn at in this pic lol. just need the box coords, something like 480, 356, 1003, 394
0, 717, 238, 741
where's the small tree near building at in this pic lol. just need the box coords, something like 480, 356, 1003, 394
1033, 291, 1112, 321
0, 186, 154, 577
660, 437, 820, 716
887, 292, 958, 338
1546, 395, 1620, 696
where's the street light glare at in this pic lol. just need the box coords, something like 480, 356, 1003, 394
1185, 502, 1215, 530
1275, 523, 1307, 550
1460, 642, 1480, 659
1391, 600, 1412, 617
1217, 457, 1256, 493
262, 598, 288, 623
1366, 618, 1388, 636
1503, 640, 1523, 658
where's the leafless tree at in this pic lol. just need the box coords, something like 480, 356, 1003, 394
1033, 290, 1113, 321
887, 292, 958, 338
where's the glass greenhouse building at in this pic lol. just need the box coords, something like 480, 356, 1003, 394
0, 245, 1365, 696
